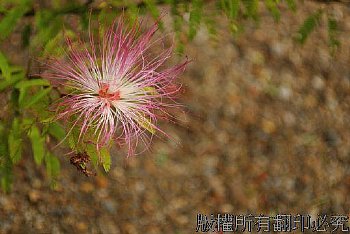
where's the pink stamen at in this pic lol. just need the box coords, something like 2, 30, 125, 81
98, 83, 121, 101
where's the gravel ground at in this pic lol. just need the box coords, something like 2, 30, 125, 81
1, 1, 350, 234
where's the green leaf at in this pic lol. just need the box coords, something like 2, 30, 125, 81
45, 152, 60, 180
1, 176, 12, 192
221, 0, 240, 19
33, 11, 62, 51
35, 9, 53, 29
98, 8, 117, 31
135, 114, 156, 135
67, 126, 84, 152
21, 87, 52, 108
15, 79, 49, 89
189, 0, 203, 40
42, 31, 70, 57
0, 51, 11, 80
126, 2, 139, 24
8, 118, 22, 164
327, 17, 340, 52
15, 78, 50, 107
0, 1, 31, 41
142, 86, 158, 95
15, 79, 51, 106
220, 0, 241, 33
204, 16, 218, 39
265, 0, 281, 22
28, 125, 45, 165
0, 5, 6, 13
48, 122, 66, 141
167, 0, 185, 53
296, 10, 322, 44
285, 0, 296, 11
21, 118, 34, 132
0, 71, 24, 91
0, 121, 12, 192
86, 144, 98, 168
68, 130, 78, 151
0, 162, 12, 193
145, 0, 163, 29
229, 0, 240, 19
101, 147, 111, 172
40, 116, 55, 123
10, 66, 24, 74
242, 0, 259, 21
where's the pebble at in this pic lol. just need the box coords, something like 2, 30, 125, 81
76, 221, 88, 232
279, 86, 292, 100
262, 119, 277, 134
28, 190, 41, 203
0, 197, 15, 211
312, 75, 325, 90
80, 182, 94, 193
95, 176, 109, 188
102, 199, 117, 214
98, 217, 120, 234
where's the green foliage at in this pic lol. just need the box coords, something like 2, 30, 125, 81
264, 0, 281, 22
42, 31, 67, 57
242, 0, 259, 21
68, 133, 77, 151
12, 76, 50, 108
145, 0, 163, 29
285, 0, 296, 12
45, 152, 60, 187
15, 78, 50, 89
221, 0, 240, 19
21, 87, 52, 108
0, 48, 59, 191
219, 0, 240, 33
136, 114, 156, 135
0, 165, 12, 192
203, 15, 217, 39
32, 10, 64, 55
125, 1, 139, 24
101, 147, 111, 172
48, 122, 66, 142
188, 0, 203, 40
218, 0, 288, 33
98, 7, 118, 29
0, 51, 11, 80
167, 0, 186, 53
28, 125, 45, 165
0, 71, 23, 91
8, 118, 22, 163
0, 0, 32, 41
86, 144, 111, 172
327, 17, 340, 52
86, 144, 99, 168
296, 10, 322, 44
0, 122, 13, 192
294, 9, 340, 50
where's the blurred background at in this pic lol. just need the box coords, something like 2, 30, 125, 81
1, 0, 350, 233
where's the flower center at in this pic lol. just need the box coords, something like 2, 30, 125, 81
98, 83, 120, 101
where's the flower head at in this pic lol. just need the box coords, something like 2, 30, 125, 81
42, 17, 188, 156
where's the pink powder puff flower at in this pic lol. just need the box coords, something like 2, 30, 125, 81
41, 17, 189, 156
